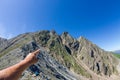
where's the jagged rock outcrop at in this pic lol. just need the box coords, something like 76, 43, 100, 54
76, 37, 118, 76
0, 37, 8, 50
21, 41, 78, 80
0, 30, 119, 80
33, 31, 91, 78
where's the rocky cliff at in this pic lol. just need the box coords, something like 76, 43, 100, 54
0, 37, 8, 49
0, 30, 120, 80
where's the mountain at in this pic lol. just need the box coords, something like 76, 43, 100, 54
114, 50, 120, 54
0, 30, 120, 80
0, 37, 8, 48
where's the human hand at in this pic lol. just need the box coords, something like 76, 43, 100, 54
24, 49, 40, 65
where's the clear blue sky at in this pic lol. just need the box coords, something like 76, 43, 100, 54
0, 0, 120, 51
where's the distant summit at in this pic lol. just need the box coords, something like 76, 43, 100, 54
114, 50, 120, 54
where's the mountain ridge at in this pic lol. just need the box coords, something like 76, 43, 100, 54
114, 50, 120, 54
0, 30, 120, 80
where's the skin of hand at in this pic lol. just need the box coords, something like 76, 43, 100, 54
0, 49, 40, 80
24, 49, 40, 65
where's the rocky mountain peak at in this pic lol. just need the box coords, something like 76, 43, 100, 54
50, 30, 56, 35
77, 36, 118, 76
61, 32, 74, 45
0, 37, 8, 48
0, 37, 7, 42
61, 32, 69, 36
78, 36, 91, 43
78, 36, 85, 40
0, 30, 120, 80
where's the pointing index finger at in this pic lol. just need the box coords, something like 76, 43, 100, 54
33, 49, 40, 55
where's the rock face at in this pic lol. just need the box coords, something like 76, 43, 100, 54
21, 41, 77, 80
0, 37, 8, 49
0, 30, 119, 80
77, 37, 117, 76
